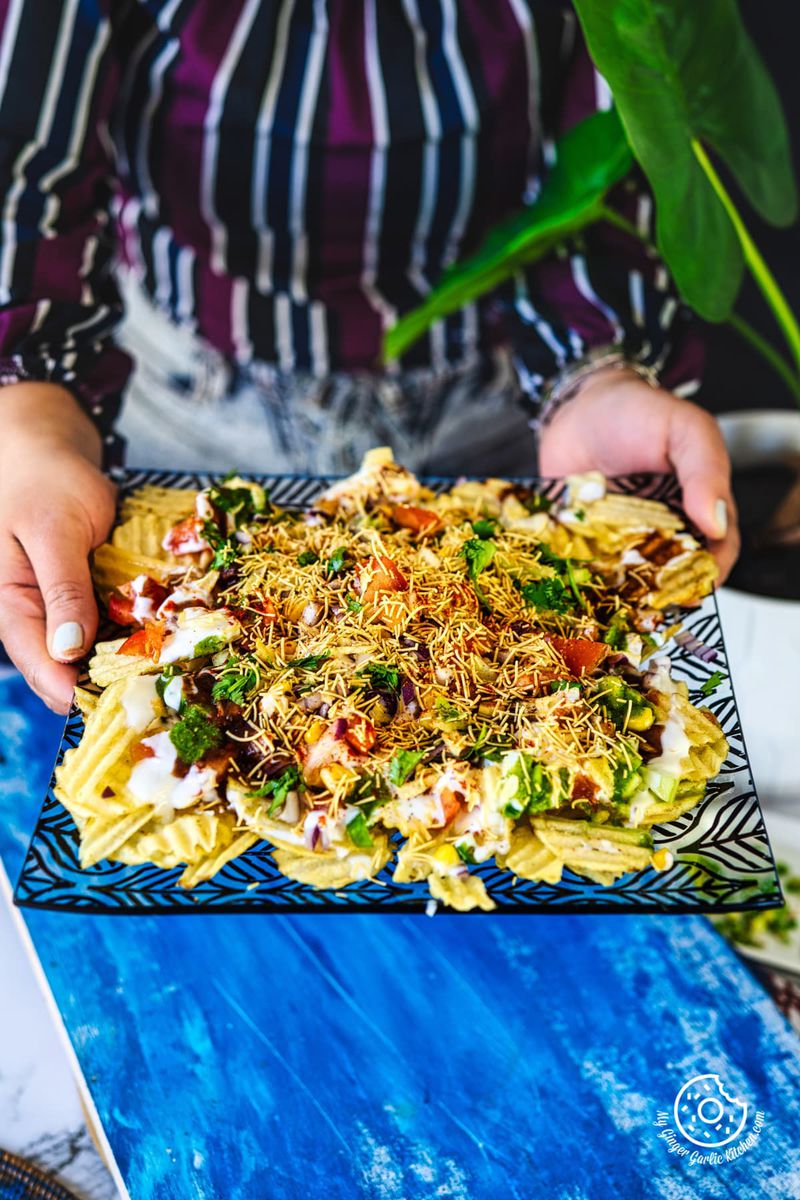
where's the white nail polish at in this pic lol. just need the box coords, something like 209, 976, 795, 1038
52, 621, 84, 658
714, 499, 728, 539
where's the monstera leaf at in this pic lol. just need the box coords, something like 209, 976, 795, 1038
384, 108, 633, 362
573, 0, 798, 321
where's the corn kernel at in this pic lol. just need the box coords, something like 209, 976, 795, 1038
304, 719, 326, 744
434, 844, 461, 868
320, 764, 356, 790
652, 848, 672, 871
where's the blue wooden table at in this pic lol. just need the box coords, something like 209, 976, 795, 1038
2, 670, 799, 1200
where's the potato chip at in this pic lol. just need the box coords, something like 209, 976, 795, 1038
87, 638, 159, 686
532, 816, 654, 875
427, 871, 495, 912
120, 485, 196, 523
497, 825, 564, 884
91, 542, 174, 596
648, 550, 718, 610
271, 836, 391, 888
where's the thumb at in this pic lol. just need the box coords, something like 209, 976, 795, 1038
20, 512, 99, 663
667, 402, 740, 583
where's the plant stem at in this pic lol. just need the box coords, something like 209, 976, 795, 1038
726, 313, 800, 401
691, 138, 800, 381
598, 200, 800, 401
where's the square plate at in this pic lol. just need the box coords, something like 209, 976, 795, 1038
14, 469, 783, 915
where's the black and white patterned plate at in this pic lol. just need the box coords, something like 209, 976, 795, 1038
13, 470, 782, 915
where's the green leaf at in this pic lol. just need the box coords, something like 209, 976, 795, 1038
461, 538, 496, 581
287, 652, 331, 671
249, 766, 301, 816
384, 108, 633, 359
572, 0, 798, 320
326, 546, 349, 576
471, 518, 497, 539
297, 550, 319, 566
357, 662, 401, 695
520, 577, 572, 613
346, 595, 363, 613
388, 749, 426, 786
212, 655, 260, 705
455, 843, 476, 866
699, 669, 727, 698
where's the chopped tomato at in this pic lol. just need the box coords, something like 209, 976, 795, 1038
344, 715, 377, 754
108, 592, 135, 625
391, 504, 442, 537
549, 635, 608, 677
440, 787, 464, 825
117, 620, 166, 662
252, 597, 279, 622
361, 554, 408, 603
130, 741, 155, 763
162, 515, 209, 555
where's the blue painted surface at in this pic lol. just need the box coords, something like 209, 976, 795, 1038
2, 671, 800, 1200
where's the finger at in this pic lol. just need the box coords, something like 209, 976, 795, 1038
0, 536, 77, 713
16, 511, 98, 664
667, 402, 740, 585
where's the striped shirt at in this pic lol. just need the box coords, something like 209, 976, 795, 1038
0, 0, 697, 450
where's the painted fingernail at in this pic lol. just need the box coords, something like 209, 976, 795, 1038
714, 499, 728, 539
52, 621, 84, 658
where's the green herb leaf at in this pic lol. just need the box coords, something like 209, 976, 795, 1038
249, 765, 301, 816
297, 550, 319, 566
520, 577, 572, 613
461, 537, 496, 580
357, 662, 401, 695
455, 843, 476, 865
212, 655, 260, 705
326, 546, 349, 576
169, 705, 222, 765
346, 595, 363, 613
470, 518, 497, 539
388, 749, 426, 786
287, 652, 331, 671
699, 670, 727, 698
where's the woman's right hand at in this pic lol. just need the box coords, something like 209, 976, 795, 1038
0, 383, 116, 713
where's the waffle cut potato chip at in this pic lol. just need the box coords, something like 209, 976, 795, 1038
113, 809, 259, 889
88, 637, 159, 687
120, 485, 196, 523
649, 687, 728, 783
647, 551, 719, 610
91, 542, 175, 596
496, 825, 564, 884
532, 816, 655, 881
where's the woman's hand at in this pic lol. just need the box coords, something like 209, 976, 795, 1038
0, 383, 116, 712
538, 367, 740, 583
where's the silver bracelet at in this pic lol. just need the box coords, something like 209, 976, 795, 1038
532, 346, 660, 432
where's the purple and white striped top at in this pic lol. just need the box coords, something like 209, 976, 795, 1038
0, 0, 697, 447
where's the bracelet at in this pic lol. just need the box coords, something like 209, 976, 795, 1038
532, 346, 660, 433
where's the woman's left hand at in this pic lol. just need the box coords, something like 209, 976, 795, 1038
537, 366, 740, 584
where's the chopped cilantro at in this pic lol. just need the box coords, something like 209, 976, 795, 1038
345, 810, 374, 849
388, 749, 425, 786
194, 635, 226, 657
461, 537, 496, 580
699, 670, 727, 698
297, 550, 319, 567
347, 772, 391, 816
455, 843, 476, 865
249, 765, 301, 816
435, 697, 466, 725
212, 656, 259, 705
358, 662, 400, 695
471, 518, 497, 539
169, 705, 222, 765
550, 679, 579, 693
326, 546, 349, 576
202, 519, 240, 571
461, 537, 496, 611
522, 492, 552, 514
520, 576, 572, 613
287, 652, 331, 671
346, 595, 363, 613
603, 611, 630, 650
460, 723, 511, 764
574, 508, 586, 521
